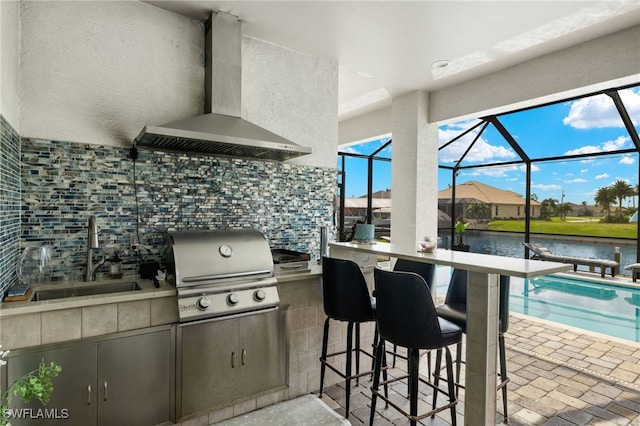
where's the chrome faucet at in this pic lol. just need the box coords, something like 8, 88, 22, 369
85, 216, 105, 281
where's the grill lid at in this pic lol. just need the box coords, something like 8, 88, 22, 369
166, 229, 274, 287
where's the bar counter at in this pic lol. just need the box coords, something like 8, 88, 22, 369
329, 241, 572, 425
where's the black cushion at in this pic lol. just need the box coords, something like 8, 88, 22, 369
436, 304, 467, 332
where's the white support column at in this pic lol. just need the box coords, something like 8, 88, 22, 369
465, 270, 500, 426
390, 91, 439, 249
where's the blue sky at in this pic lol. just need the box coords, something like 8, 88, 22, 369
339, 86, 640, 206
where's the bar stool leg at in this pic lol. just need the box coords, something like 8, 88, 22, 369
499, 333, 509, 424
319, 317, 330, 397
445, 347, 458, 426
455, 341, 462, 397
431, 348, 443, 414
345, 321, 354, 418
408, 348, 419, 426
369, 338, 384, 426
355, 323, 361, 385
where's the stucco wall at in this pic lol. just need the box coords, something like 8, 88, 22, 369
243, 37, 338, 168
0, 0, 20, 130
17, 1, 337, 168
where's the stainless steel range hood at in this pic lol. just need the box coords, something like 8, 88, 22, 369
135, 12, 311, 161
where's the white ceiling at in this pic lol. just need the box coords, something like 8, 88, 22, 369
143, 1, 640, 121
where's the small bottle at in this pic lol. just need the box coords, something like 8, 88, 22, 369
109, 252, 123, 279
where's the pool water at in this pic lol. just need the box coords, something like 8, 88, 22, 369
435, 267, 640, 343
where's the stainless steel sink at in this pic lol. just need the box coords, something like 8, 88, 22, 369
33, 281, 141, 301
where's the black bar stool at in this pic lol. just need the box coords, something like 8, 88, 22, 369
319, 256, 377, 418
435, 268, 511, 423
370, 268, 462, 426
389, 259, 436, 369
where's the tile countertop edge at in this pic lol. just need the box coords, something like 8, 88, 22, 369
329, 241, 573, 278
1, 267, 323, 318
0, 278, 177, 318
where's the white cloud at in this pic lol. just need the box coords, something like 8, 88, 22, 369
595, 173, 610, 179
532, 183, 562, 191
338, 146, 362, 154
518, 164, 540, 172
564, 178, 587, 183
564, 145, 600, 155
472, 164, 517, 177
563, 88, 640, 129
619, 156, 636, 165
564, 135, 630, 155
603, 136, 630, 151
580, 169, 588, 173
439, 121, 517, 164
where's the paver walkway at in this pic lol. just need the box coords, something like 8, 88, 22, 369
322, 313, 640, 425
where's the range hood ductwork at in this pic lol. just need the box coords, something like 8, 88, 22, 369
135, 12, 312, 161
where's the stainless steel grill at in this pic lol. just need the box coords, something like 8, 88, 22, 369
164, 229, 279, 322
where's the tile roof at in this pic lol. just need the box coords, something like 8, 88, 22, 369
438, 181, 541, 206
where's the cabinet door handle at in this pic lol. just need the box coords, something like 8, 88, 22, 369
231, 351, 236, 368
87, 385, 92, 405
241, 349, 247, 366
103, 381, 108, 401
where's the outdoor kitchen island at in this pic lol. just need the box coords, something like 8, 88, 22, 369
330, 241, 572, 426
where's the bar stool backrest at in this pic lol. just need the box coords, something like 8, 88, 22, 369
393, 259, 435, 290
444, 268, 468, 306
374, 268, 445, 350
321, 257, 374, 322
444, 269, 511, 333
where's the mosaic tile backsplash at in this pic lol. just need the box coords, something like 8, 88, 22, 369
0, 115, 21, 294
20, 138, 336, 282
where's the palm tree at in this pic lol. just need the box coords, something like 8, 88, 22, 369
594, 186, 615, 218
466, 202, 491, 219
557, 203, 572, 221
540, 198, 558, 220
610, 179, 634, 218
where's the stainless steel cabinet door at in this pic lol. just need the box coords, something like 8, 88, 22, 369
179, 316, 240, 416
97, 329, 173, 426
4, 342, 97, 426
237, 309, 286, 397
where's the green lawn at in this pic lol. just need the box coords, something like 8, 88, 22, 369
487, 217, 638, 239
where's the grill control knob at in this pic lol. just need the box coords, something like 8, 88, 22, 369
196, 297, 211, 310
254, 289, 266, 302
227, 293, 239, 306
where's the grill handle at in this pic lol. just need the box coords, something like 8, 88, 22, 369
182, 270, 272, 283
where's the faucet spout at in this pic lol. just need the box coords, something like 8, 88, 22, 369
88, 216, 99, 249
85, 216, 103, 281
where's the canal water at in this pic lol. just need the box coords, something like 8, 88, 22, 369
438, 231, 638, 276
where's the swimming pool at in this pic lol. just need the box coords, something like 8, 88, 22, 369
434, 267, 640, 343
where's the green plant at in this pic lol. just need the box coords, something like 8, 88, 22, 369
454, 221, 470, 246
0, 346, 62, 426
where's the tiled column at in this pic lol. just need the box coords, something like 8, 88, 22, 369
465, 270, 499, 426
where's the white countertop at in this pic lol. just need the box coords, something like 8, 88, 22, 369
330, 241, 572, 278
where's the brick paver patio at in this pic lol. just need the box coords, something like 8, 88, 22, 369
322, 312, 640, 425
